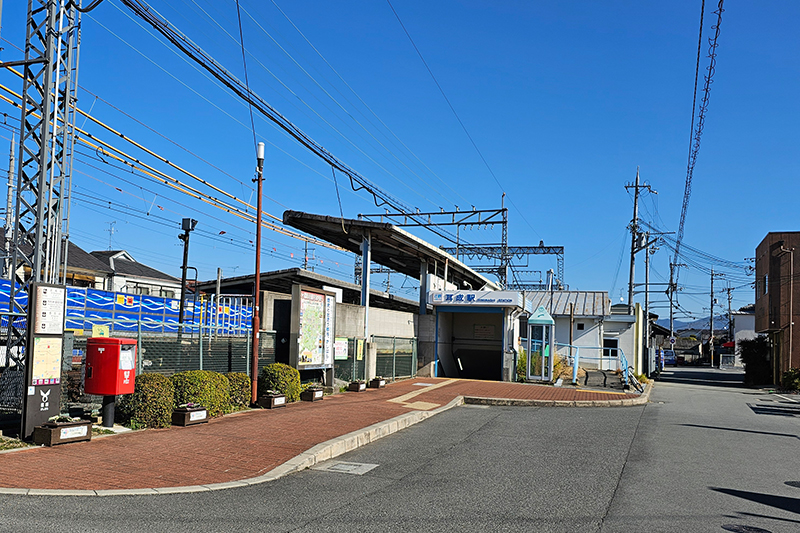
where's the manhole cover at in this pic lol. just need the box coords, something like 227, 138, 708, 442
312, 461, 379, 475
721, 525, 772, 533
413, 382, 434, 387
785, 481, 800, 489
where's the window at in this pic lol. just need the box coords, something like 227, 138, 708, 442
161, 289, 175, 299
576, 323, 585, 331
763, 275, 768, 295
603, 338, 619, 358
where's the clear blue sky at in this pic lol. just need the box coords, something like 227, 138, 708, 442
1, 1, 797, 321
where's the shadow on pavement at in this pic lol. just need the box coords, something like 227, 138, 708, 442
656, 368, 745, 388
731, 511, 800, 526
711, 487, 800, 515
747, 403, 800, 418
679, 423, 799, 440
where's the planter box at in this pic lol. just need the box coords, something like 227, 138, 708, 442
300, 388, 324, 402
33, 421, 92, 446
257, 394, 287, 409
172, 407, 208, 426
348, 381, 367, 392
368, 378, 386, 389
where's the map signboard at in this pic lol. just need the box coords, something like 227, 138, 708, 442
291, 286, 336, 370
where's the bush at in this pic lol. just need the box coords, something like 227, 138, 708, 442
117, 373, 174, 428
783, 368, 800, 391
226, 372, 251, 409
172, 370, 231, 417
516, 348, 564, 382
259, 363, 301, 402
739, 337, 772, 385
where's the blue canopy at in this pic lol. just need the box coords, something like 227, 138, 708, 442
527, 306, 555, 325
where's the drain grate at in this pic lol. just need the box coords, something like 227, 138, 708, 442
312, 461, 379, 475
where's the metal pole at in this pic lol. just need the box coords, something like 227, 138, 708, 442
250, 142, 264, 405
215, 267, 222, 338
4, 134, 13, 279
178, 226, 192, 330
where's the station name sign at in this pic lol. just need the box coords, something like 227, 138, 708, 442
428, 291, 523, 308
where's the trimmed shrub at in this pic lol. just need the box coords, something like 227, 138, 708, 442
259, 363, 301, 402
783, 368, 800, 391
172, 370, 231, 417
117, 373, 174, 429
226, 372, 251, 409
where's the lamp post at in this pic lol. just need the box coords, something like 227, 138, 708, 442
251, 142, 265, 405
178, 218, 198, 332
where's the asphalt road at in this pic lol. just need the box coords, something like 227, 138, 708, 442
1, 367, 798, 533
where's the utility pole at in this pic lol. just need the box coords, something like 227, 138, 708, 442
725, 284, 733, 346
710, 268, 715, 367
625, 168, 654, 314
251, 142, 265, 405
644, 236, 653, 374
668, 261, 687, 346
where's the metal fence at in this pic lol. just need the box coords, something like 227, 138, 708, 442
70, 326, 275, 377
334, 336, 417, 383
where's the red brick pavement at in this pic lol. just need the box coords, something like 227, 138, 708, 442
0, 379, 639, 490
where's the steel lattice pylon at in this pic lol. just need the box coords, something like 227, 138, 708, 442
0, 0, 81, 410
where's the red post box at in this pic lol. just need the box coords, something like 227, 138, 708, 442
84, 337, 137, 395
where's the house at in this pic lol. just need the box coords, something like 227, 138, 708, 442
90, 250, 181, 298
754, 232, 800, 385
731, 305, 758, 367
524, 292, 644, 374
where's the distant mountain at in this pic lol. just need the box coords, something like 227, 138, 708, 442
655, 315, 730, 332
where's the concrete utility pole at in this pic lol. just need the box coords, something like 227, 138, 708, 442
710, 268, 715, 366
625, 168, 654, 314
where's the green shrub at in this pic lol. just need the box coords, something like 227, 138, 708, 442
783, 368, 800, 391
117, 373, 174, 429
226, 372, 251, 409
259, 363, 301, 402
172, 370, 231, 417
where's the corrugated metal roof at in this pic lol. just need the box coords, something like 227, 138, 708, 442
524, 291, 609, 317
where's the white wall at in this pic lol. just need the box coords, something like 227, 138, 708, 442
733, 314, 757, 366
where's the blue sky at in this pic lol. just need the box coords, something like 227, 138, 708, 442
1, 1, 797, 321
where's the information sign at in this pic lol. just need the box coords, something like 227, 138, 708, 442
33, 285, 65, 335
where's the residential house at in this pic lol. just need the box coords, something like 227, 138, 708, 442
731, 305, 757, 367
754, 232, 800, 384
90, 250, 181, 298
524, 292, 643, 374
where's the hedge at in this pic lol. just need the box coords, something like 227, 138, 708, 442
259, 363, 301, 402
117, 373, 174, 429
172, 370, 231, 417
226, 372, 252, 409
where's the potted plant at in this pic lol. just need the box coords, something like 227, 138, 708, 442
300, 383, 324, 402
348, 380, 367, 392
368, 376, 387, 389
33, 415, 92, 446
257, 389, 287, 409
171, 402, 209, 426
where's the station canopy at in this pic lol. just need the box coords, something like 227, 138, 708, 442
283, 211, 500, 292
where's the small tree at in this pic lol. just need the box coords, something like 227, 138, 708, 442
739, 337, 771, 385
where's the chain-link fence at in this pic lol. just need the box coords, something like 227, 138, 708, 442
334, 338, 366, 382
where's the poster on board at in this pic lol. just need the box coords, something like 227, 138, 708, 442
291, 286, 336, 370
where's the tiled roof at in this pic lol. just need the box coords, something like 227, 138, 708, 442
90, 250, 180, 283
19, 241, 113, 274
525, 291, 610, 317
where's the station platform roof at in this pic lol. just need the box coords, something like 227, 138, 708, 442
283, 210, 499, 292
195, 267, 419, 313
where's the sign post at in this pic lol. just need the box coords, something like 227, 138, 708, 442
21, 283, 66, 440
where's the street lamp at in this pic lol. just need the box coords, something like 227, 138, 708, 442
178, 217, 198, 330
251, 142, 265, 405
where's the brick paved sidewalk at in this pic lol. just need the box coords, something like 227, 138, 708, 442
0, 379, 641, 491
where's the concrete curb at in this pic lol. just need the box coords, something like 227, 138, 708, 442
0, 396, 466, 497
463, 381, 653, 408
